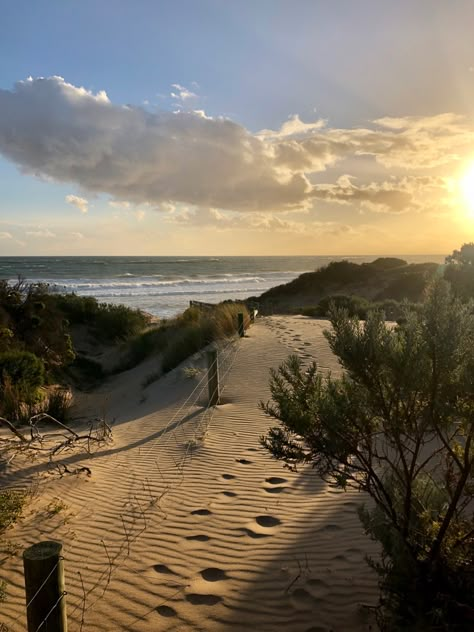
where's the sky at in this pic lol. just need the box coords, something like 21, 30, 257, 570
1, 0, 474, 256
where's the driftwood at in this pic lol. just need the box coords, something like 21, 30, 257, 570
0, 414, 112, 466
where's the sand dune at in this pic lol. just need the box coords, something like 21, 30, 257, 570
1, 316, 378, 631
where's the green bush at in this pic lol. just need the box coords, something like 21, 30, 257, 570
56, 293, 149, 342
313, 294, 371, 318
0, 351, 45, 400
92, 303, 149, 341
302, 296, 421, 322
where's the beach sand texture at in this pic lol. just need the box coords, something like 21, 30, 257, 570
1, 316, 378, 631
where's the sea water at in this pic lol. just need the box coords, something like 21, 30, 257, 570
0, 255, 445, 318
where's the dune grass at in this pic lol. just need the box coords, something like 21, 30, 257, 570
121, 302, 249, 376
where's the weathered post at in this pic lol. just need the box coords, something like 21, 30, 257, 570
23, 541, 67, 632
237, 312, 245, 337
207, 350, 220, 406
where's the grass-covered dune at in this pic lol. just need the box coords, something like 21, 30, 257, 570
248, 257, 441, 316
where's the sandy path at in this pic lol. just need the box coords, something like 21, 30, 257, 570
1, 316, 378, 632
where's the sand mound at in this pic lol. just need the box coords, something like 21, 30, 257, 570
1, 316, 378, 631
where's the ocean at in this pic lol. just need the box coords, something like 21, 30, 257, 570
0, 255, 445, 318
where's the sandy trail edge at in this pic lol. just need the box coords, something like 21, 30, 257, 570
1, 316, 378, 632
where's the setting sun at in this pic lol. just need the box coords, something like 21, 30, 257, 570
460, 162, 474, 216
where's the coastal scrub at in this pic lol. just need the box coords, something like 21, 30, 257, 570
261, 279, 474, 630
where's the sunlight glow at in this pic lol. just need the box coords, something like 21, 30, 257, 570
460, 162, 474, 217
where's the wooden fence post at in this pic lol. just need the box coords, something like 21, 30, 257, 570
237, 312, 245, 337
23, 540, 67, 632
207, 350, 220, 406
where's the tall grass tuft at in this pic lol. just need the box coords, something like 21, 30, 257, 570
118, 302, 249, 375
160, 302, 249, 373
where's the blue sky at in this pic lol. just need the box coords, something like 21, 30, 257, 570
1, 0, 474, 255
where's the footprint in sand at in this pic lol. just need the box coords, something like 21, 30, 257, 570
200, 568, 228, 582
265, 476, 288, 485
153, 564, 177, 575
186, 593, 222, 606
290, 588, 314, 610
238, 527, 271, 539
156, 605, 177, 617
319, 523, 342, 532
222, 473, 236, 480
186, 534, 210, 542
220, 490, 238, 497
255, 515, 281, 528
236, 458, 252, 465
191, 508, 212, 516
305, 579, 329, 601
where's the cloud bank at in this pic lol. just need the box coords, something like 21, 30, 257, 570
0, 76, 472, 215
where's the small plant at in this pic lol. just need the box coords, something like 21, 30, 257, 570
43, 387, 73, 422
0, 490, 27, 533
46, 498, 67, 516
0, 540, 21, 557
182, 366, 202, 379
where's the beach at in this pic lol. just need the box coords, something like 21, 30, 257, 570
1, 315, 379, 632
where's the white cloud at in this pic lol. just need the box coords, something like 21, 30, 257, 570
310, 175, 448, 214
0, 231, 12, 239
170, 206, 356, 236
70, 232, 84, 240
0, 76, 472, 216
66, 194, 89, 213
26, 229, 56, 238
135, 209, 146, 221
171, 83, 197, 102
108, 200, 130, 209
258, 114, 326, 139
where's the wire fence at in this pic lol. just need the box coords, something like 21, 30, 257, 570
4, 324, 247, 631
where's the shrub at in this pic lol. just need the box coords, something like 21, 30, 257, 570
0, 279, 75, 367
55, 293, 150, 342
369, 257, 407, 270
0, 328, 13, 353
93, 303, 149, 341
313, 294, 371, 319
0, 490, 26, 533
261, 279, 474, 630
0, 351, 45, 400
444, 242, 474, 300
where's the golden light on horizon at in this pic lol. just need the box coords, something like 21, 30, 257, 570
460, 162, 474, 217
